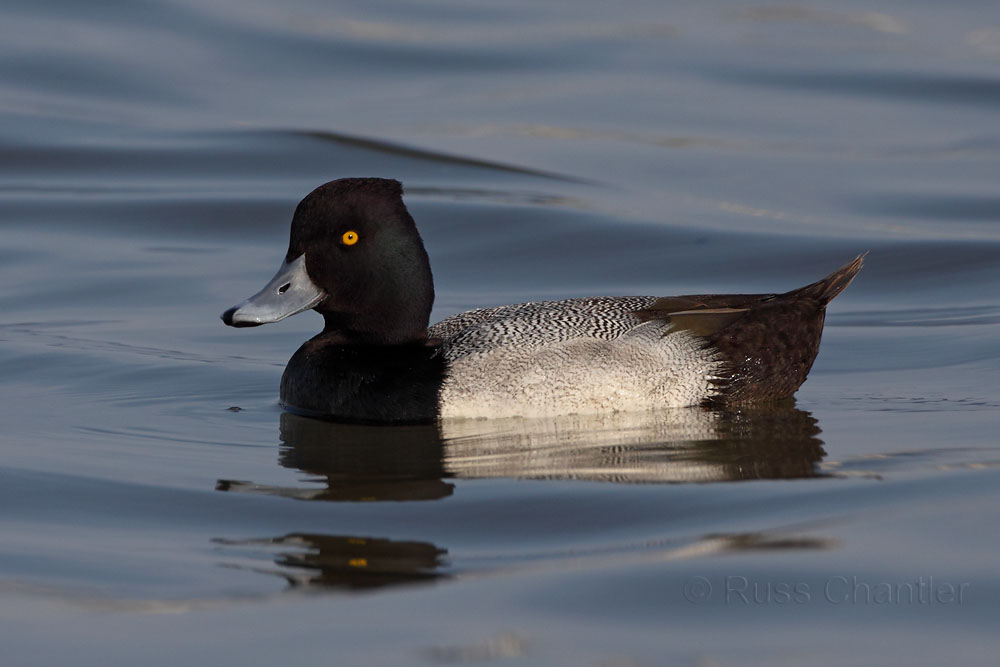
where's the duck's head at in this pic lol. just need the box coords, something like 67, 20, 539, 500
221, 178, 434, 344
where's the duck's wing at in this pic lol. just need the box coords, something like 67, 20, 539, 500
633, 254, 866, 338
430, 296, 658, 360
431, 256, 865, 395
634, 296, 765, 338
434, 299, 726, 416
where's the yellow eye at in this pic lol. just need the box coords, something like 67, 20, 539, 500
341, 230, 359, 246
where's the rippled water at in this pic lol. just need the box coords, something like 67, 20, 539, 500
2, 1, 999, 665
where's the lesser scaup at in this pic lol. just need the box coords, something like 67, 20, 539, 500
222, 178, 863, 422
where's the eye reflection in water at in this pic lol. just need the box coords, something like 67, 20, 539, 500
215, 405, 829, 591
213, 534, 450, 591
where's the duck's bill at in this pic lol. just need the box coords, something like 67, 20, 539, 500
221, 255, 325, 327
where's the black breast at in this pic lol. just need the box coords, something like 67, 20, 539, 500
280, 335, 446, 423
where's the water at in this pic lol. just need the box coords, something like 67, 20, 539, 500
2, 1, 999, 664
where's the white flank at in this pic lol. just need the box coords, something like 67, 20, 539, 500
438, 321, 723, 419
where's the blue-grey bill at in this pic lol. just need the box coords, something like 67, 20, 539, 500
221, 254, 325, 327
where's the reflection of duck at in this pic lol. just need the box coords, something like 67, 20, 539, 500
217, 415, 453, 502
215, 533, 448, 591
214, 410, 828, 594
216, 406, 825, 502
213, 529, 833, 594
441, 408, 825, 483
221, 178, 863, 422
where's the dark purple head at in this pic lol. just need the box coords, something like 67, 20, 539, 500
221, 178, 434, 344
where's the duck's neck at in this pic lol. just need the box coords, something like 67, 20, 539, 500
321, 310, 429, 345
319, 266, 434, 345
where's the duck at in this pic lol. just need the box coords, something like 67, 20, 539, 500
221, 178, 863, 423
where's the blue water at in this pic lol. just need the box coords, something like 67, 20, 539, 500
2, 1, 999, 665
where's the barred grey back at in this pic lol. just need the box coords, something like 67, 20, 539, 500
429, 296, 722, 418
429, 296, 658, 359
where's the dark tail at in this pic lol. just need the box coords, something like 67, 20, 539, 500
788, 254, 866, 305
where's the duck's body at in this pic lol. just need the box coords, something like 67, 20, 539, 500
432, 296, 717, 419
222, 178, 863, 423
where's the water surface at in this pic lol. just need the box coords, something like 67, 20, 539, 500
1, 1, 999, 665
